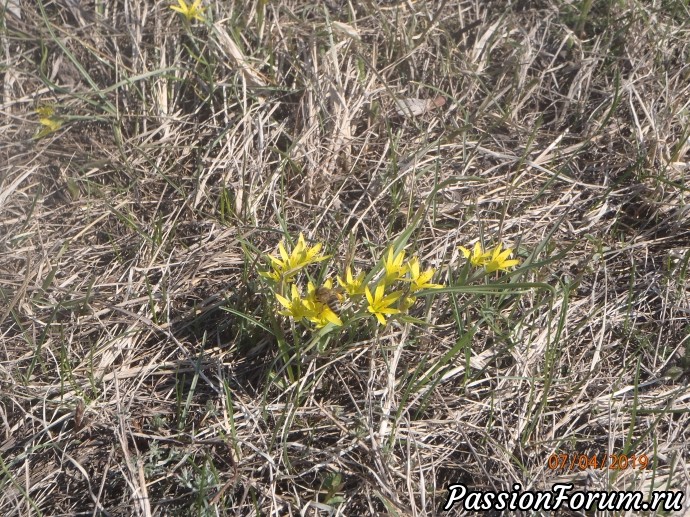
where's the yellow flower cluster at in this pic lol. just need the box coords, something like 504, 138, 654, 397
458, 242, 520, 273
261, 235, 444, 329
364, 248, 444, 325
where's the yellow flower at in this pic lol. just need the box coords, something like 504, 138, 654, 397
305, 280, 342, 328
275, 284, 310, 320
261, 233, 328, 282
34, 106, 62, 139
36, 106, 55, 118
308, 307, 342, 328
337, 266, 366, 296
294, 233, 328, 267
383, 247, 408, 284
484, 244, 520, 273
459, 242, 491, 267
365, 284, 401, 325
406, 257, 443, 292
170, 0, 205, 22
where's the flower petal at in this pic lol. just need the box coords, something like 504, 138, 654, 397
374, 283, 385, 302
275, 293, 291, 309
322, 308, 342, 326
501, 259, 520, 269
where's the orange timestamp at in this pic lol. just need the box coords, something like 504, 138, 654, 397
547, 453, 650, 471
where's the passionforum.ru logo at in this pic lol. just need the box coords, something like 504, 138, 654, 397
443, 483, 684, 513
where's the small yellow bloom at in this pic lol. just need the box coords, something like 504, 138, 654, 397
459, 242, 491, 267
170, 0, 205, 22
308, 307, 342, 328
337, 266, 366, 296
484, 244, 520, 273
34, 106, 62, 139
261, 233, 328, 282
36, 106, 56, 118
406, 257, 443, 292
295, 233, 328, 266
383, 247, 408, 284
305, 280, 342, 327
365, 283, 401, 325
275, 284, 311, 320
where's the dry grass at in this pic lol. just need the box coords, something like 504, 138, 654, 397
1, 0, 689, 515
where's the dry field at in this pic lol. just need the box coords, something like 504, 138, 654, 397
1, 0, 689, 515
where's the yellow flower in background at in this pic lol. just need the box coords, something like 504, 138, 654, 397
34, 106, 62, 139
460, 242, 520, 272
170, 0, 205, 22
365, 284, 401, 325
406, 257, 443, 292
459, 242, 491, 267
484, 244, 520, 273
337, 266, 366, 296
36, 105, 57, 120
383, 247, 408, 284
